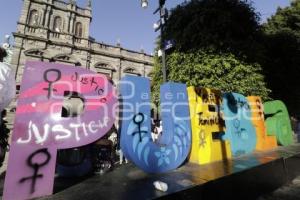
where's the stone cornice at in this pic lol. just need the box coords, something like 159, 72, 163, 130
92, 40, 153, 59
13, 32, 154, 66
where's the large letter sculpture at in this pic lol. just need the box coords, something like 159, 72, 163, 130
264, 100, 293, 146
222, 93, 257, 156
188, 87, 231, 165
4, 61, 117, 200
120, 76, 191, 173
247, 96, 277, 150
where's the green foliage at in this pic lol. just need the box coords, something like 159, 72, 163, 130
151, 50, 270, 103
264, 0, 300, 38
151, 0, 270, 104
262, 0, 300, 116
164, 0, 265, 62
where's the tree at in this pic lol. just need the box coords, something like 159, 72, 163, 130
151, 50, 270, 103
163, 0, 265, 62
151, 0, 270, 103
264, 1, 300, 38
262, 0, 300, 116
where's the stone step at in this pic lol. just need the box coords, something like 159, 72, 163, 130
38, 145, 300, 200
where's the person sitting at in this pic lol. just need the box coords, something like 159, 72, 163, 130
151, 120, 163, 143
151, 125, 159, 143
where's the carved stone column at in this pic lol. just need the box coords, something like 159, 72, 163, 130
43, 6, 50, 28
69, 14, 75, 34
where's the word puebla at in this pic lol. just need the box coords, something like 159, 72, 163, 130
3, 61, 293, 200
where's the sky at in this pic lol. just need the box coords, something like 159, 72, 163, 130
0, 0, 293, 55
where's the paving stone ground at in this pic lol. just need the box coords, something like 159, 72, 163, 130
258, 176, 300, 200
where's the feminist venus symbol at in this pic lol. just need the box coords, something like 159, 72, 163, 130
233, 119, 246, 137
19, 148, 51, 194
132, 113, 148, 142
43, 69, 61, 99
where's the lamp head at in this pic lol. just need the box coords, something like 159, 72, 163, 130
141, 0, 148, 8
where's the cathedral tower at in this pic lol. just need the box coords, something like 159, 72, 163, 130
12, 0, 92, 83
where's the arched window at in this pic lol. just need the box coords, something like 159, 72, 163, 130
53, 16, 62, 32
29, 10, 39, 26
75, 22, 83, 37
123, 68, 141, 76
94, 63, 116, 78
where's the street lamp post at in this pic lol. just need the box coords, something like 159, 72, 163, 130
141, 0, 168, 83
159, 1, 167, 83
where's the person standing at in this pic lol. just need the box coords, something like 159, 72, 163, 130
0, 47, 15, 114
0, 47, 15, 167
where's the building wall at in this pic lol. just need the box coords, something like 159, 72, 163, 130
11, 0, 154, 86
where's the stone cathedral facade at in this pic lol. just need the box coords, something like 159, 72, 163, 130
11, 0, 154, 86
